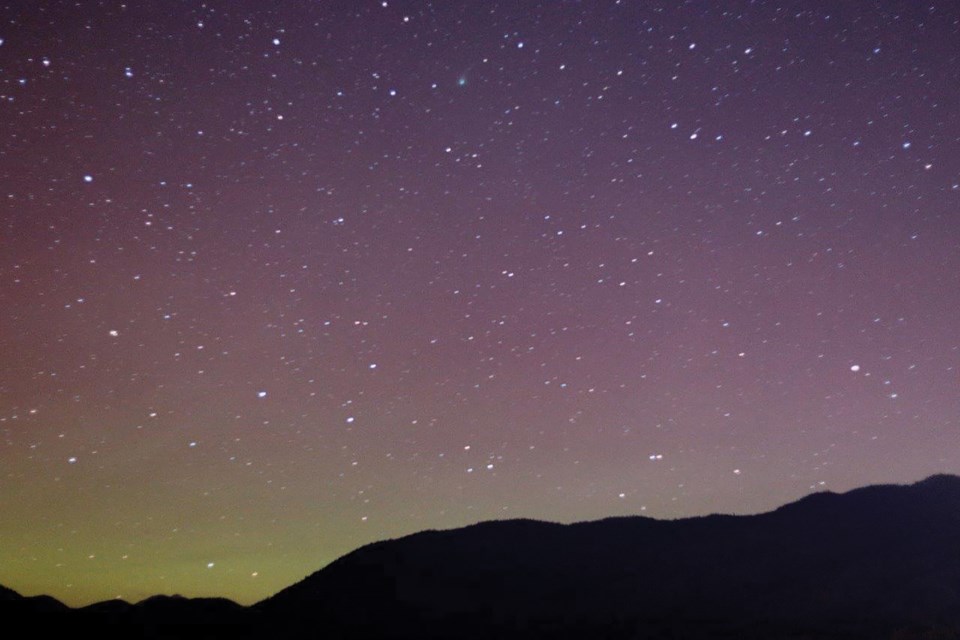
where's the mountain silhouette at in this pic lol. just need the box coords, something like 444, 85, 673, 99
4, 474, 960, 638
78, 594, 247, 624
260, 474, 960, 638
0, 584, 69, 614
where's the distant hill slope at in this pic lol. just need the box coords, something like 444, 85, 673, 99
77, 594, 247, 624
0, 584, 21, 601
3, 475, 960, 638
259, 474, 960, 638
0, 588, 242, 620
0, 584, 69, 614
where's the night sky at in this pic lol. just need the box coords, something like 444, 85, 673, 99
2, 0, 959, 606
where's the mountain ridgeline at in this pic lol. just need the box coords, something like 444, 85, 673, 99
4, 475, 960, 638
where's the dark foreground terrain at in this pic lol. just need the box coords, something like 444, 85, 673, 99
4, 475, 960, 639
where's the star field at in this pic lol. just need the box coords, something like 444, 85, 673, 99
1, 0, 959, 605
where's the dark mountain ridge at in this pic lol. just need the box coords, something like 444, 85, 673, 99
4, 474, 960, 638
260, 474, 960, 638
